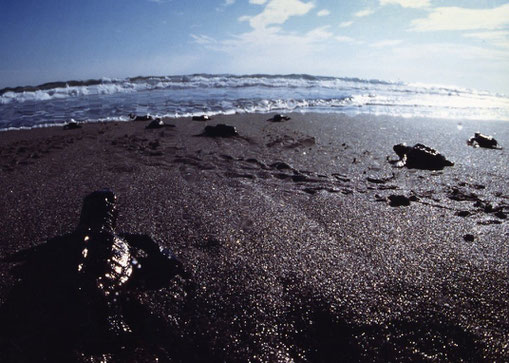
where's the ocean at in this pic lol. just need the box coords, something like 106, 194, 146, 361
1, 74, 509, 130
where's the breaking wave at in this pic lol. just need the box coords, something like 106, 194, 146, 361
1, 74, 509, 129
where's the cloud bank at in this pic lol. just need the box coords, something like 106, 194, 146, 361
379, 0, 430, 8
240, 0, 314, 30
411, 4, 509, 31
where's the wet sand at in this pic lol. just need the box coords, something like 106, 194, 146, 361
0, 113, 508, 361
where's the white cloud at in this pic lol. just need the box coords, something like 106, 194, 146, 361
335, 35, 357, 43
192, 24, 334, 68
371, 39, 403, 48
306, 26, 333, 39
339, 21, 353, 28
190, 34, 217, 45
379, 0, 429, 8
217, 0, 235, 11
355, 8, 375, 18
411, 4, 509, 31
464, 31, 509, 41
355, 41, 509, 93
317, 9, 330, 17
464, 31, 509, 49
240, 0, 315, 29
250, 0, 268, 4
199, 0, 329, 61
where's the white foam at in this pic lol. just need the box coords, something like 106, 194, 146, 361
2, 74, 506, 105
2, 74, 509, 130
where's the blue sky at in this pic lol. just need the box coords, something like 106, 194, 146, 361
1, 0, 509, 93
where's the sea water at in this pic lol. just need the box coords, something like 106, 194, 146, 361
1, 74, 509, 130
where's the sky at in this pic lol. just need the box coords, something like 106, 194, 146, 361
1, 0, 509, 93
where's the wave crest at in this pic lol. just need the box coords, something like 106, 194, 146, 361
2, 73, 497, 105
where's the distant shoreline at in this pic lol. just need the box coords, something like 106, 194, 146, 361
2, 75, 509, 130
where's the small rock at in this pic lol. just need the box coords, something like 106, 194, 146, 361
203, 124, 238, 137
388, 195, 411, 207
303, 188, 318, 195
494, 211, 507, 219
463, 234, 475, 242
292, 174, 309, 182
456, 210, 471, 217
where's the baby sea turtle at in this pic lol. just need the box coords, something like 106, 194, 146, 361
393, 143, 454, 170
203, 124, 239, 137
192, 115, 212, 121
129, 113, 153, 121
267, 114, 291, 122
0, 189, 187, 356
145, 118, 175, 129
77, 189, 186, 289
63, 119, 82, 130
74, 190, 187, 332
467, 132, 501, 149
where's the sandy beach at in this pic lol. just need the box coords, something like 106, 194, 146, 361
0, 113, 508, 361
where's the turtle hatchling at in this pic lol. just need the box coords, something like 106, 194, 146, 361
393, 143, 454, 170
267, 114, 291, 122
467, 132, 502, 149
0, 189, 188, 349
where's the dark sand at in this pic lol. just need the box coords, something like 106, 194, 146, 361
0, 113, 508, 361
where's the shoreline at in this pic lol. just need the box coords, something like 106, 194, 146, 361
0, 113, 508, 361
2, 109, 509, 133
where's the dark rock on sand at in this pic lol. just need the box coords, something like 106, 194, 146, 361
495, 210, 507, 219
292, 174, 310, 183
129, 113, 153, 121
0, 190, 188, 361
203, 124, 238, 137
463, 234, 475, 242
267, 114, 291, 122
63, 120, 82, 130
388, 194, 415, 207
456, 210, 471, 217
472, 200, 508, 219
467, 132, 501, 149
475, 201, 495, 213
192, 115, 212, 121
393, 143, 454, 170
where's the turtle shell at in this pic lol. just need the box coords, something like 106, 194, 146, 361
393, 143, 453, 170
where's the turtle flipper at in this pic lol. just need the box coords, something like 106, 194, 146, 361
122, 234, 189, 289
